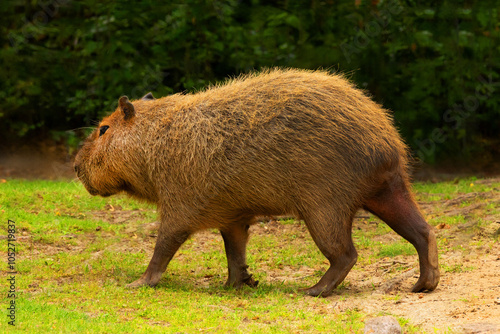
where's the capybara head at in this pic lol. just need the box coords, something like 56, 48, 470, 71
74, 94, 154, 199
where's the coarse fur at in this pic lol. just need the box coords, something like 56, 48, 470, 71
75, 68, 439, 297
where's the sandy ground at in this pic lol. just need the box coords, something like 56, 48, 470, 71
242, 217, 500, 333
339, 246, 500, 333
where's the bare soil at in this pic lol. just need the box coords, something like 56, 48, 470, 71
341, 245, 500, 333
0, 150, 75, 179
244, 220, 500, 333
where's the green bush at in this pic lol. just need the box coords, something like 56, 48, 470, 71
1, 0, 499, 164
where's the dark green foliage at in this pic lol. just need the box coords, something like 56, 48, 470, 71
1, 0, 499, 164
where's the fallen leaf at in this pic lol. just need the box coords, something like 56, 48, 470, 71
436, 223, 451, 229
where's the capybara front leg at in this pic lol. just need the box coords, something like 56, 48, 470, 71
220, 223, 258, 288
301, 213, 358, 297
127, 227, 190, 288
364, 176, 440, 292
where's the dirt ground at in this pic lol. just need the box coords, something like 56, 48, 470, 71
0, 151, 75, 180
336, 181, 500, 333
336, 241, 500, 333
245, 218, 500, 333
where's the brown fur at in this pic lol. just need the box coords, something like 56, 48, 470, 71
74, 68, 439, 296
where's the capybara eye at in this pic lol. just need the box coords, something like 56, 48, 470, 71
99, 125, 109, 137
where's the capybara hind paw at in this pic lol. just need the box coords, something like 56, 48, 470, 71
411, 275, 439, 292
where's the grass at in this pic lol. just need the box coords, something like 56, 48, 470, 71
0, 176, 499, 333
412, 177, 500, 204
441, 263, 474, 273
377, 241, 417, 258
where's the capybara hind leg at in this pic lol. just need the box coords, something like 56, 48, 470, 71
127, 227, 190, 288
301, 213, 357, 297
364, 176, 440, 292
220, 223, 258, 288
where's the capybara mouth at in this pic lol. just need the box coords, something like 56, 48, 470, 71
83, 182, 111, 197
75, 172, 99, 196
81, 181, 98, 196
76, 171, 116, 197
87, 186, 99, 196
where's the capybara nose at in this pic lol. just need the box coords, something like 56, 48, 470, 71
74, 164, 79, 173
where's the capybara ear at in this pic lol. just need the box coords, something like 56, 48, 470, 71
141, 92, 155, 100
118, 96, 135, 120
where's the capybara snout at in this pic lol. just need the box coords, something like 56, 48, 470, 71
75, 68, 439, 296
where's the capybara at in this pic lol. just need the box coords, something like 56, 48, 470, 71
74, 68, 439, 297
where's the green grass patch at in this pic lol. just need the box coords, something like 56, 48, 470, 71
442, 263, 475, 273
413, 177, 500, 202
377, 242, 417, 258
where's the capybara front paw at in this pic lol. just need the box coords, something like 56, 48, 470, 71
242, 275, 259, 288
300, 285, 332, 298
126, 272, 162, 288
225, 273, 259, 289
126, 278, 150, 289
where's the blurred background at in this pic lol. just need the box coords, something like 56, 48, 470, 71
0, 0, 499, 178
